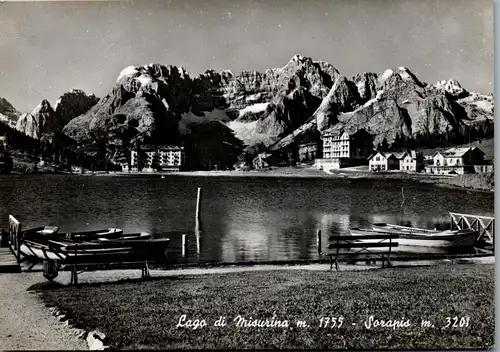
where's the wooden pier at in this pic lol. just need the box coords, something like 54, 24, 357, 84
450, 212, 495, 249
0, 227, 20, 273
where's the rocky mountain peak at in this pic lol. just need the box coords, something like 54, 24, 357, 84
353, 72, 378, 104
436, 79, 469, 98
54, 55, 492, 169
289, 54, 313, 65
378, 67, 424, 89
37, 99, 52, 111
53, 89, 99, 129
394, 66, 425, 87
0, 97, 21, 127
16, 99, 56, 139
118, 63, 191, 83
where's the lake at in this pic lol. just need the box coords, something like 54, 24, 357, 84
0, 174, 494, 264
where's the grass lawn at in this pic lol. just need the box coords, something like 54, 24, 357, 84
35, 264, 494, 350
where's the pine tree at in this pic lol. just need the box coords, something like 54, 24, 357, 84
380, 138, 389, 151
392, 133, 401, 151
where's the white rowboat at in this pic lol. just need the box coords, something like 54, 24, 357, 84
350, 227, 478, 248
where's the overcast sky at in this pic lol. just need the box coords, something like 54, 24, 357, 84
0, 0, 493, 112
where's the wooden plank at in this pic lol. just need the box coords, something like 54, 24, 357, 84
328, 242, 399, 249
0, 247, 20, 272
470, 218, 479, 231
329, 234, 398, 241
463, 216, 472, 229
450, 214, 460, 230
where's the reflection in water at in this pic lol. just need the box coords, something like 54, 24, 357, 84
0, 175, 494, 263
221, 211, 272, 262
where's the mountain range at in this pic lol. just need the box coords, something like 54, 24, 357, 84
0, 55, 494, 168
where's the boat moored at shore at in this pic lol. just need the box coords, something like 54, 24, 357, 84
350, 227, 479, 249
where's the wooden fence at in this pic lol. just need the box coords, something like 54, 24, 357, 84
450, 212, 494, 247
8, 215, 22, 262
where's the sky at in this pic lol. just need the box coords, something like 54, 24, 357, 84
0, 0, 494, 112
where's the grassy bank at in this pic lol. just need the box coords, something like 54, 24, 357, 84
36, 264, 494, 350
110, 165, 453, 181
440, 172, 494, 191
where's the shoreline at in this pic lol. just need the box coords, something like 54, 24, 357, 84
6, 167, 493, 192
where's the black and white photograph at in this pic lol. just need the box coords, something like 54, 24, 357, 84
0, 0, 495, 350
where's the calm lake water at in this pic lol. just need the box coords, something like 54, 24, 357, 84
0, 174, 494, 264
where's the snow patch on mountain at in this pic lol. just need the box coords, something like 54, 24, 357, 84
457, 92, 494, 113
238, 103, 269, 118
378, 69, 394, 85
136, 75, 153, 86
435, 79, 468, 98
117, 66, 140, 82
396, 67, 414, 82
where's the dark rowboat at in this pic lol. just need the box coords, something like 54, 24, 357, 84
20, 237, 170, 263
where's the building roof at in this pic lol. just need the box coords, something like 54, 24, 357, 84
394, 150, 420, 160
435, 146, 485, 158
159, 145, 184, 151
321, 125, 345, 137
443, 147, 470, 157
368, 151, 395, 160
133, 145, 184, 152
393, 152, 406, 159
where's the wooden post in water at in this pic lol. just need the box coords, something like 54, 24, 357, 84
195, 187, 202, 256
196, 187, 202, 220
182, 234, 188, 257
317, 230, 322, 257
195, 228, 201, 256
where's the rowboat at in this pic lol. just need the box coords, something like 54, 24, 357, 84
22, 227, 123, 243
20, 239, 134, 261
63, 228, 123, 240
372, 223, 441, 235
20, 236, 169, 262
23, 226, 60, 235
350, 227, 478, 248
97, 232, 152, 241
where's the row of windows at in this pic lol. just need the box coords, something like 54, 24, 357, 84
324, 152, 349, 157
323, 146, 348, 150
435, 160, 461, 166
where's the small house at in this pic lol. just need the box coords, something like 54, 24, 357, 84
396, 151, 424, 172
368, 152, 399, 171
426, 147, 485, 174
